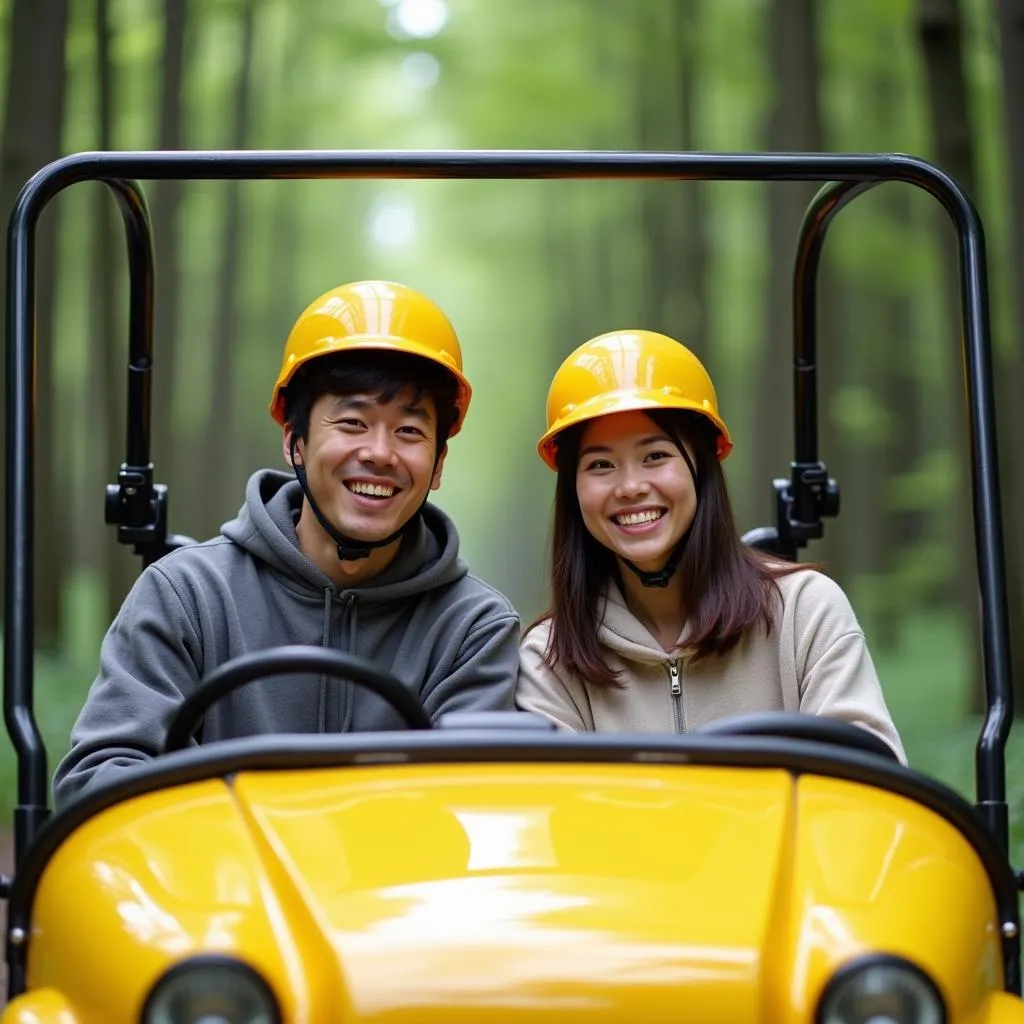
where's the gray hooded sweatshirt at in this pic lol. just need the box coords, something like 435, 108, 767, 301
53, 470, 521, 807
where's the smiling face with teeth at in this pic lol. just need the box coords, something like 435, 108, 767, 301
575, 410, 698, 573
285, 387, 446, 579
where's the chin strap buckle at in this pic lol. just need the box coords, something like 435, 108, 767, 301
624, 545, 685, 589
635, 568, 672, 588
336, 542, 372, 562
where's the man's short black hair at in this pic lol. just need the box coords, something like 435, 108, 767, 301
282, 349, 461, 451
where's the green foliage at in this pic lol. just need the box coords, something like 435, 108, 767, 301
878, 611, 1024, 863
831, 384, 892, 446
888, 448, 959, 511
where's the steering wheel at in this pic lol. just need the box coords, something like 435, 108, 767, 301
162, 645, 432, 753
696, 712, 900, 763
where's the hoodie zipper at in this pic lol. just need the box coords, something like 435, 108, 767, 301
668, 659, 684, 733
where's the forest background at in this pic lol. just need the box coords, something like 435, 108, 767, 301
2, 0, 1024, 860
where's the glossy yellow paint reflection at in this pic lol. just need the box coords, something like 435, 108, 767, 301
27, 779, 343, 1024
0, 988, 81, 1023
236, 765, 793, 1022
766, 776, 1009, 1024
17, 761, 1024, 1022
975, 991, 1024, 1022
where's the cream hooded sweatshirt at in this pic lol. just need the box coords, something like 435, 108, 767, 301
516, 567, 906, 764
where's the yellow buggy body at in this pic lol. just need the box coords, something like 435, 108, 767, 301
3, 729, 1023, 1023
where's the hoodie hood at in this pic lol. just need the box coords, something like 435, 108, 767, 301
220, 469, 469, 600
596, 581, 691, 665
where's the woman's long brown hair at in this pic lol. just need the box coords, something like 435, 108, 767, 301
532, 409, 807, 688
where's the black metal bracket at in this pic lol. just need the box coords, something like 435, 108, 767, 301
742, 466, 840, 562
104, 463, 164, 545
788, 460, 841, 535
778, 460, 841, 556
103, 464, 192, 568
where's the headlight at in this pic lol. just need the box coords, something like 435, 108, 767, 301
142, 956, 280, 1024
817, 955, 946, 1024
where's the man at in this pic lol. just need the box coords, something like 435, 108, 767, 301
53, 280, 521, 807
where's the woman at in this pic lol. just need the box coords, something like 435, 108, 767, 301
516, 329, 906, 763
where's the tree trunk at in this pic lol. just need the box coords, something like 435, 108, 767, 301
760, 0, 834, 570
994, 0, 1024, 704
588, 0, 632, 333
916, 0, 984, 710
875, 188, 919, 649
0, 0, 70, 648
672, 0, 708, 360
845, 81, 921, 650
92, 0, 137, 622
633, 3, 673, 329
151, 0, 187, 503
633, 1, 708, 356
210, 0, 258, 514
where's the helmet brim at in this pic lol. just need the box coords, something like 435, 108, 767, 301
537, 389, 733, 470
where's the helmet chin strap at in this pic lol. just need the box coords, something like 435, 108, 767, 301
623, 545, 686, 589
289, 435, 407, 562
621, 443, 699, 589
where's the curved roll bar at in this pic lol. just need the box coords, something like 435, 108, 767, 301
3, 150, 1012, 867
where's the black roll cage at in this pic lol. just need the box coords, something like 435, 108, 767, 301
2, 151, 1014, 878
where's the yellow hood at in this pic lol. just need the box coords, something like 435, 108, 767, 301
25, 762, 1009, 1023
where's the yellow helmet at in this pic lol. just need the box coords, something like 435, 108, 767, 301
269, 280, 472, 436
537, 329, 733, 470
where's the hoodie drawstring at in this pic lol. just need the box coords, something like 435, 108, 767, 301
319, 587, 333, 732
339, 596, 359, 731
320, 589, 360, 733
